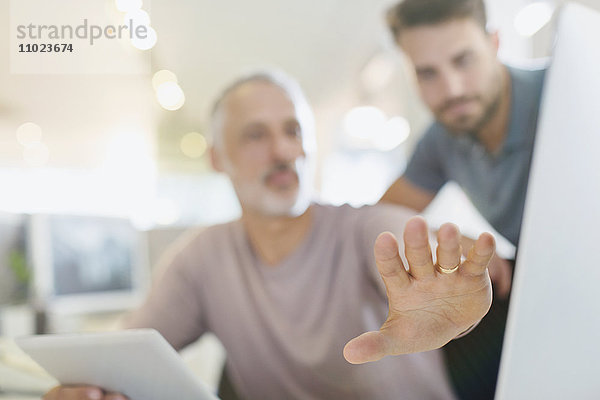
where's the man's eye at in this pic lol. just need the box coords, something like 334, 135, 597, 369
417, 70, 436, 81
286, 125, 302, 138
246, 130, 266, 140
455, 53, 474, 68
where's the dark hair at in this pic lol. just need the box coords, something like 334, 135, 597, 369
386, 0, 487, 42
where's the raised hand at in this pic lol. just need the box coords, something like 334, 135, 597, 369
44, 386, 128, 400
344, 216, 494, 364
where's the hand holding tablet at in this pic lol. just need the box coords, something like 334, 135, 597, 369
16, 329, 219, 400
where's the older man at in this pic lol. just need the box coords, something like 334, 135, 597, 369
45, 71, 494, 400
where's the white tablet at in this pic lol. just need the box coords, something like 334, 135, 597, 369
15, 329, 219, 400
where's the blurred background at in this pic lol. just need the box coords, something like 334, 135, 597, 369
1, 0, 599, 394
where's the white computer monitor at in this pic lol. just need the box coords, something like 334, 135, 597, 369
29, 214, 149, 315
496, 3, 600, 399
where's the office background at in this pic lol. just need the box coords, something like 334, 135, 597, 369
1, 0, 599, 397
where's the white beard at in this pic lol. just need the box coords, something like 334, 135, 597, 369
225, 158, 313, 217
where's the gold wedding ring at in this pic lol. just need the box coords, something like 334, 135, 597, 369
436, 263, 460, 274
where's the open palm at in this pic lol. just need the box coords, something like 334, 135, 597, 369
344, 216, 494, 364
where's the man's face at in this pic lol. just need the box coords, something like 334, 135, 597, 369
214, 81, 310, 216
399, 18, 503, 134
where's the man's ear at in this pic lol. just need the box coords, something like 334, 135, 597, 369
489, 30, 500, 55
210, 146, 224, 172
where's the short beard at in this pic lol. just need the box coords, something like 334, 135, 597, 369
468, 87, 502, 135
438, 70, 504, 136
225, 159, 312, 218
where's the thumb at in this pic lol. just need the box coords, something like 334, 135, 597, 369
343, 331, 387, 364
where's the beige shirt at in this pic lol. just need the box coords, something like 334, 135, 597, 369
126, 203, 457, 400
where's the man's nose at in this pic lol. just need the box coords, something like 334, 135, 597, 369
441, 70, 465, 98
271, 134, 303, 162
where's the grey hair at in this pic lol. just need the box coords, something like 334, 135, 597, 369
208, 69, 317, 155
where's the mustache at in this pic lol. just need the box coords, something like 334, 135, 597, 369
437, 96, 480, 113
262, 163, 298, 181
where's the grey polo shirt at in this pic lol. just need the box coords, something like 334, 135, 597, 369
404, 66, 546, 246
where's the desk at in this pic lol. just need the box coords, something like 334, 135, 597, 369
0, 394, 40, 400
0, 338, 55, 400
0, 365, 46, 399
0, 361, 53, 399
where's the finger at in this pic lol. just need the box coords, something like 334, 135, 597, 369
105, 393, 128, 400
374, 232, 411, 292
492, 257, 512, 299
44, 386, 103, 400
43, 387, 61, 400
403, 216, 435, 279
461, 232, 495, 275
499, 259, 513, 296
435, 223, 462, 271
343, 330, 387, 364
